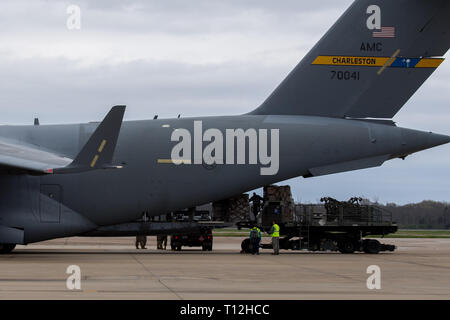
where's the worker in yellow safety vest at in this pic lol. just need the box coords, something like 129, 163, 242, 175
249, 226, 262, 255
270, 221, 280, 255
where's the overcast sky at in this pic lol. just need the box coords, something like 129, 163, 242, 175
0, 0, 448, 204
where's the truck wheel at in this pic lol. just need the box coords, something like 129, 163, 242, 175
291, 241, 300, 250
0, 244, 16, 254
363, 239, 381, 254
309, 242, 320, 252
321, 239, 337, 251
176, 246, 182, 251
338, 240, 355, 254
241, 239, 252, 253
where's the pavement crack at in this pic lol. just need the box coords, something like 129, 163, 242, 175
129, 253, 183, 300
256, 256, 362, 282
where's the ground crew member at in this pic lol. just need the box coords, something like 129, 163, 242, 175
156, 235, 163, 249
249, 226, 262, 255
249, 192, 264, 220
161, 234, 168, 250
270, 221, 280, 255
135, 235, 147, 249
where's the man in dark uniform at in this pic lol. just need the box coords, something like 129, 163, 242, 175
136, 235, 147, 249
161, 234, 168, 250
249, 192, 264, 220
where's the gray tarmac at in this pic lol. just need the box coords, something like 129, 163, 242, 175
0, 237, 449, 300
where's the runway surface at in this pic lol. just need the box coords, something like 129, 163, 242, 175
1, 237, 449, 299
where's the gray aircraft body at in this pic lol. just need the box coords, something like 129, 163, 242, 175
1, 0, 449, 252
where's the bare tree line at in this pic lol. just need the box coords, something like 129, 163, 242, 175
380, 201, 450, 229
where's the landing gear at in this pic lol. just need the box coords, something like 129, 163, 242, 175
0, 244, 16, 254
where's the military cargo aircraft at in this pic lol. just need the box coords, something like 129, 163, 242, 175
0, 0, 449, 252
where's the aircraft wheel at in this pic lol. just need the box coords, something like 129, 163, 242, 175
0, 244, 16, 254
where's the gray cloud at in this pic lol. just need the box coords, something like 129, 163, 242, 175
0, 0, 350, 35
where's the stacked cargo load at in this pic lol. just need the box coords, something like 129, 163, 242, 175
212, 194, 250, 222
262, 185, 296, 224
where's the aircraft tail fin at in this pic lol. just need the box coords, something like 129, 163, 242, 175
251, 0, 450, 118
53, 105, 125, 173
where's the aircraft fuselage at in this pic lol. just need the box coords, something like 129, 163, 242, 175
0, 115, 447, 243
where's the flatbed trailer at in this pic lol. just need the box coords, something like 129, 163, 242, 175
239, 200, 398, 254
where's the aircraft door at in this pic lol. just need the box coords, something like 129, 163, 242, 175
40, 184, 62, 223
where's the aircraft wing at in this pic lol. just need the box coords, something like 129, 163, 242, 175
0, 139, 72, 173
0, 105, 125, 174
